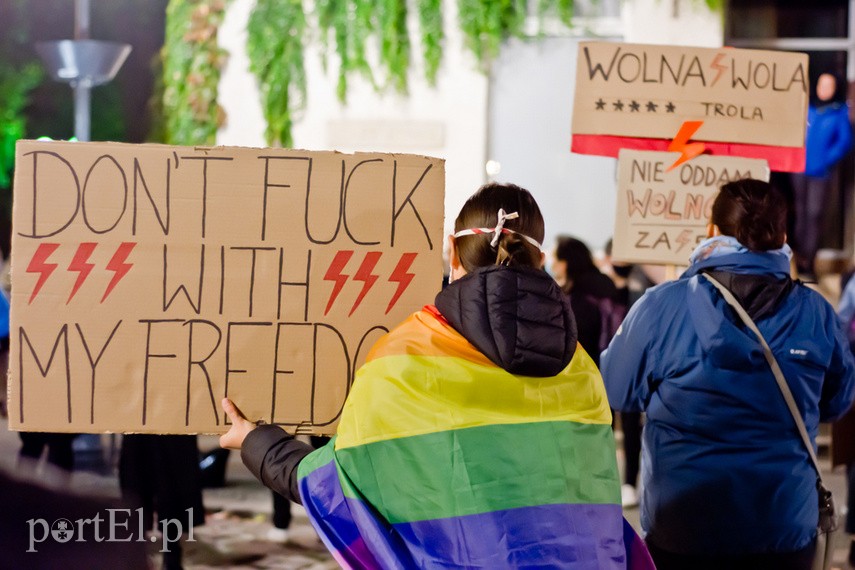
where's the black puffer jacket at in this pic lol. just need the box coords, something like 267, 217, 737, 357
435, 265, 577, 377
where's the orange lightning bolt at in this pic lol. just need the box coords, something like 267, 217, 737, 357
675, 229, 693, 253
26, 243, 60, 304
101, 242, 136, 302
667, 120, 706, 171
386, 253, 417, 315
67, 243, 98, 303
324, 250, 354, 315
349, 252, 382, 316
710, 53, 727, 86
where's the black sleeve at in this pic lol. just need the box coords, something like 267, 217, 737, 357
240, 425, 315, 504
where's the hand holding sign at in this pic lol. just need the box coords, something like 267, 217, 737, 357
219, 398, 255, 450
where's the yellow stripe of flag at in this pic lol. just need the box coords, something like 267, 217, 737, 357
336, 311, 612, 450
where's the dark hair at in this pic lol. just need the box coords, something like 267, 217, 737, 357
554, 235, 598, 284
711, 178, 786, 251
454, 182, 544, 272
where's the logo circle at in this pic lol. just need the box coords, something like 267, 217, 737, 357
51, 518, 74, 542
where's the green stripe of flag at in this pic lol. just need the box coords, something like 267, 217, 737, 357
297, 436, 337, 479
335, 421, 619, 524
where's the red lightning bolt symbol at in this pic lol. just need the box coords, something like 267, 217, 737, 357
710, 53, 727, 86
349, 252, 382, 317
324, 250, 354, 315
675, 229, 693, 253
66, 243, 98, 304
667, 120, 706, 171
26, 243, 60, 304
386, 253, 417, 315
101, 242, 136, 302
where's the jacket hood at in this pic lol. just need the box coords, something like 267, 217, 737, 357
680, 251, 793, 369
434, 265, 577, 377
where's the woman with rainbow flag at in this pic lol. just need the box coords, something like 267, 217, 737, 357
220, 183, 653, 569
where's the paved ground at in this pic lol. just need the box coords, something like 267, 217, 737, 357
3, 423, 855, 569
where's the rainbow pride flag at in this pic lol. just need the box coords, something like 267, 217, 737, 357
298, 307, 654, 569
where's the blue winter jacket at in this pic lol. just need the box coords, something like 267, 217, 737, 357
601, 250, 855, 555
805, 102, 853, 177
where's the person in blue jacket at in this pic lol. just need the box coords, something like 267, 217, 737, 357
601, 178, 855, 570
791, 72, 853, 278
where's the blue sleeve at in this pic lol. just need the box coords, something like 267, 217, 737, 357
819, 304, 855, 421
600, 291, 657, 412
827, 109, 853, 168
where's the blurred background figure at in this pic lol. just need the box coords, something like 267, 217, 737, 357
552, 235, 618, 365
120, 434, 205, 570
790, 72, 853, 279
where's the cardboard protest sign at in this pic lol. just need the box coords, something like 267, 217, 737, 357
9, 140, 445, 434
612, 150, 769, 265
571, 42, 809, 172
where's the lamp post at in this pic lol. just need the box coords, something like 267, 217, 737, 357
35, 0, 131, 142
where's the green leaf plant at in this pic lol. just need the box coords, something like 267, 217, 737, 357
0, 63, 42, 188
164, 0, 592, 147
247, 0, 307, 147
162, 0, 231, 145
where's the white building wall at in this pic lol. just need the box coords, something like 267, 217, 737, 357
624, 0, 723, 48
217, 0, 488, 241
217, 0, 723, 254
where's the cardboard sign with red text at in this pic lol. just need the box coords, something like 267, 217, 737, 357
612, 150, 769, 265
571, 42, 809, 171
9, 140, 445, 434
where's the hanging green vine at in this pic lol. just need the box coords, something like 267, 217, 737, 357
377, 0, 411, 94
167, 0, 593, 145
162, 0, 231, 146
417, 0, 443, 85
316, 0, 375, 103
703, 0, 723, 12
247, 0, 307, 148
457, 0, 528, 71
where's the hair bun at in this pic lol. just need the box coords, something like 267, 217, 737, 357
495, 232, 540, 268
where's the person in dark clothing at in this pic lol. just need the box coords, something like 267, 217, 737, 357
602, 179, 855, 570
218, 183, 654, 569
552, 235, 618, 365
119, 434, 205, 570
18, 433, 77, 475
790, 72, 853, 278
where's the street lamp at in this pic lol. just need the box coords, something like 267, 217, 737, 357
35, 0, 131, 142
